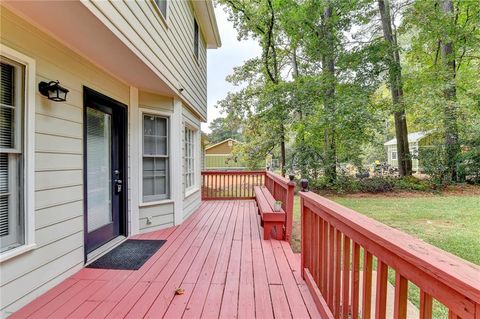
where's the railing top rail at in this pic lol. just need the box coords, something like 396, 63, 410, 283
300, 190, 480, 302
265, 171, 295, 188
201, 170, 265, 175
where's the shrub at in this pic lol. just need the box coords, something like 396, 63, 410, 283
395, 176, 430, 191
418, 145, 449, 188
358, 176, 396, 193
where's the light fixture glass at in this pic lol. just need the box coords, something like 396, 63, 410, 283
38, 80, 69, 102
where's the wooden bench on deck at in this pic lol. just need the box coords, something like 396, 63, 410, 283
254, 186, 285, 240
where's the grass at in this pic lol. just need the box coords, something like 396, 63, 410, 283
290, 193, 480, 319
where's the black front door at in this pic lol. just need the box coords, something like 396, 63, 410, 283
84, 87, 127, 255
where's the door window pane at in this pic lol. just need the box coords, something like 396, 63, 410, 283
86, 108, 112, 232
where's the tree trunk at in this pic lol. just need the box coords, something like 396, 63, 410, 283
322, 6, 337, 183
280, 123, 286, 177
378, 0, 412, 176
440, 0, 460, 182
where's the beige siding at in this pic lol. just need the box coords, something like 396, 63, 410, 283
0, 8, 129, 315
85, 0, 208, 119
184, 190, 201, 219
139, 202, 175, 232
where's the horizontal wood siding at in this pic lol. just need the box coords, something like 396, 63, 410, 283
0, 8, 129, 316
139, 203, 175, 232
183, 190, 201, 219
85, 0, 208, 119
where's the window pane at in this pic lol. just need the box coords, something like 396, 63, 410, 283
0, 62, 14, 106
0, 154, 8, 237
86, 108, 112, 232
143, 115, 167, 156
194, 19, 199, 59
0, 62, 15, 149
155, 0, 167, 17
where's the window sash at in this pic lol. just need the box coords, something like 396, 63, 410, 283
142, 114, 169, 202
0, 56, 25, 253
184, 127, 195, 190
193, 18, 199, 59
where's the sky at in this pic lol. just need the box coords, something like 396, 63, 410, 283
201, 5, 261, 133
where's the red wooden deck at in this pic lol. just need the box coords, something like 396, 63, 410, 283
12, 200, 320, 319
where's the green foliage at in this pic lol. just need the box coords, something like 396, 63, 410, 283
217, 0, 480, 186
207, 117, 243, 144
419, 145, 450, 188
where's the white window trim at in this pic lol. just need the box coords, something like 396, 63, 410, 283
138, 108, 171, 205
184, 125, 197, 192
183, 115, 200, 197
0, 45, 36, 263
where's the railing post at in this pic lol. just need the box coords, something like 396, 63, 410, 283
285, 179, 295, 242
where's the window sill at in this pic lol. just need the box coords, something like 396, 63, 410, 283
185, 187, 200, 198
0, 243, 36, 264
140, 199, 174, 208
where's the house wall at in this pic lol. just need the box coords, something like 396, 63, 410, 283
0, 8, 129, 316
1, 6, 207, 314
386, 143, 420, 172
205, 141, 235, 154
82, 0, 208, 120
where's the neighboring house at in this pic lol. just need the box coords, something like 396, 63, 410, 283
384, 131, 432, 172
204, 138, 245, 170
0, 1, 220, 316
200, 131, 209, 170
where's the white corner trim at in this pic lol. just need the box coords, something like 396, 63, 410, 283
172, 99, 184, 225
0, 45, 36, 259
129, 86, 140, 236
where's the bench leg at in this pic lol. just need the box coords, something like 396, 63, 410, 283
263, 222, 284, 240
274, 223, 284, 240
263, 223, 272, 240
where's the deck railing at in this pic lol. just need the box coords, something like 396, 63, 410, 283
201, 170, 295, 242
300, 190, 480, 319
201, 170, 265, 200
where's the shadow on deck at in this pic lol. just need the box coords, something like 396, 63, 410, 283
12, 200, 320, 318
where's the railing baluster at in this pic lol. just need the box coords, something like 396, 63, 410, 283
323, 220, 329, 294
362, 251, 373, 319
342, 235, 351, 319
328, 224, 335, 309
351, 242, 360, 319
334, 228, 341, 319
393, 273, 408, 319
375, 260, 388, 319
420, 291, 433, 319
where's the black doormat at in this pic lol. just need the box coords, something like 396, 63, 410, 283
87, 239, 166, 270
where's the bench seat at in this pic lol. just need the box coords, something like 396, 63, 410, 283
254, 186, 285, 240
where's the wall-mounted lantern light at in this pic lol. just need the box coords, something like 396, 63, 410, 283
38, 81, 69, 102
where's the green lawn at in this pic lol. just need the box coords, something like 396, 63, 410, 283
292, 194, 480, 265
291, 194, 480, 319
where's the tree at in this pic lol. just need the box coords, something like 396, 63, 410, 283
377, 0, 412, 177
207, 117, 242, 144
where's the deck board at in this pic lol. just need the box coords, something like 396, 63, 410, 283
12, 200, 319, 318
